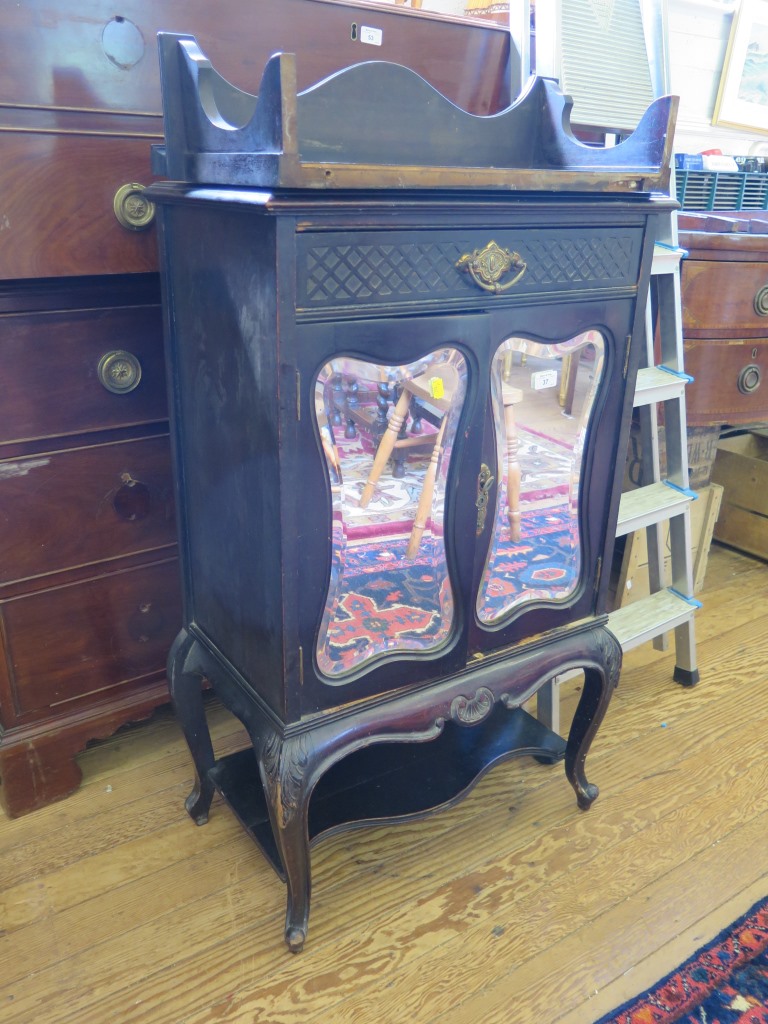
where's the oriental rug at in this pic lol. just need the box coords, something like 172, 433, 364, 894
595, 896, 768, 1024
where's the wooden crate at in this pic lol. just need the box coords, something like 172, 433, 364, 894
610, 483, 723, 608
711, 432, 768, 559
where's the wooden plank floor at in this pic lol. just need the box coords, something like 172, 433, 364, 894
1, 542, 766, 1024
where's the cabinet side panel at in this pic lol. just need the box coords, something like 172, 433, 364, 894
159, 205, 286, 715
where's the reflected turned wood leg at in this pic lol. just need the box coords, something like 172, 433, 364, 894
260, 730, 315, 952
360, 386, 411, 507
565, 627, 621, 810
502, 383, 523, 542
406, 417, 447, 558
167, 628, 215, 825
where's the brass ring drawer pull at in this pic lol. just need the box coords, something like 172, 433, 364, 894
738, 363, 761, 394
457, 240, 527, 294
754, 285, 768, 317
113, 182, 156, 231
98, 350, 142, 393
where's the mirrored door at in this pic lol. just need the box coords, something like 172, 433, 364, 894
476, 331, 606, 627
313, 348, 469, 679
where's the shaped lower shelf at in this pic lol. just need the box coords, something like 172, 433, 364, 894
207, 705, 566, 879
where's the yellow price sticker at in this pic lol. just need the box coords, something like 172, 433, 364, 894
429, 376, 445, 400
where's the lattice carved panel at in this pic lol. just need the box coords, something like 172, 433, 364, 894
300, 234, 639, 308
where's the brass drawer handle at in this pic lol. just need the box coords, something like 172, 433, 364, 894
457, 240, 527, 294
738, 363, 761, 394
98, 350, 142, 393
754, 285, 768, 317
113, 182, 156, 231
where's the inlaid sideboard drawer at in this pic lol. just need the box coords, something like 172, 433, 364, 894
682, 259, 768, 339
0, 305, 167, 445
0, 435, 176, 585
295, 226, 645, 317
0, 559, 181, 720
683, 336, 768, 425
0, 133, 159, 280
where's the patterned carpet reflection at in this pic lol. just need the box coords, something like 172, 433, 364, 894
320, 505, 577, 674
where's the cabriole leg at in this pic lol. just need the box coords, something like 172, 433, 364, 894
167, 629, 215, 825
259, 731, 316, 952
565, 627, 621, 810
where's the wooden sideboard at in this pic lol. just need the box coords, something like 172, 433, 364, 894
0, 1, 513, 816
679, 224, 768, 427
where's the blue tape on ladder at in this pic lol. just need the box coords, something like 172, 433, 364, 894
663, 480, 699, 500
670, 588, 703, 610
654, 241, 689, 259
658, 364, 695, 384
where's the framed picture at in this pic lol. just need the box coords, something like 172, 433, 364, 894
713, 0, 768, 134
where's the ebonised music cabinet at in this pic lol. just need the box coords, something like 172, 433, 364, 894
149, 35, 677, 950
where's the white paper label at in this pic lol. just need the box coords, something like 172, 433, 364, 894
531, 369, 558, 391
360, 26, 383, 46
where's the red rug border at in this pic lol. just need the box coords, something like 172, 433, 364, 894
593, 894, 768, 1024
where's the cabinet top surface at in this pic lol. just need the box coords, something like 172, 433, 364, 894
153, 33, 678, 195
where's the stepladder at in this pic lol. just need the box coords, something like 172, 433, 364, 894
539, 222, 702, 736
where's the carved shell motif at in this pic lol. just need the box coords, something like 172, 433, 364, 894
450, 686, 495, 726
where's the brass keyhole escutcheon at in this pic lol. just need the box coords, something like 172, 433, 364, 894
113, 182, 156, 231
98, 350, 142, 394
475, 463, 495, 535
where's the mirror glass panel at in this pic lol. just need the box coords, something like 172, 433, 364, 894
314, 349, 468, 679
477, 331, 605, 625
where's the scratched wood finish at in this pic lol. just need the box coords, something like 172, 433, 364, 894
0, 542, 764, 1023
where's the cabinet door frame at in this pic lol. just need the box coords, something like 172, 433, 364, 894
292, 312, 490, 716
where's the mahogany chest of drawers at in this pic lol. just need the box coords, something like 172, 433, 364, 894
679, 228, 768, 427
0, 2, 512, 815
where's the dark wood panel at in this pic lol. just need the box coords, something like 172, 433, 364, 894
0, 560, 181, 720
0, 435, 176, 586
684, 337, 768, 426
0, 134, 158, 279
0, 305, 166, 445
682, 260, 768, 338
0, 0, 511, 117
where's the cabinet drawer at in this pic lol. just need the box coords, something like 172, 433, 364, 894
296, 226, 645, 316
682, 259, 768, 338
0, 436, 176, 585
0, 560, 181, 719
684, 337, 768, 425
0, 133, 158, 279
0, 305, 167, 445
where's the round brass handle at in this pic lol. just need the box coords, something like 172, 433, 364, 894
113, 182, 155, 231
98, 350, 142, 394
456, 240, 527, 294
754, 285, 768, 317
738, 363, 761, 395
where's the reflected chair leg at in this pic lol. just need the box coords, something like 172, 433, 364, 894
406, 418, 447, 558
565, 628, 621, 810
167, 629, 215, 825
360, 386, 411, 507
503, 401, 522, 541
561, 352, 581, 416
